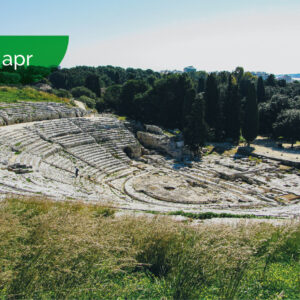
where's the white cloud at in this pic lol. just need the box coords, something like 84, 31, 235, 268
62, 9, 300, 73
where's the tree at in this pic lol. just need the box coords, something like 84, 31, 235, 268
49, 71, 67, 89
196, 71, 207, 93
257, 76, 266, 103
242, 83, 258, 146
183, 93, 207, 153
266, 74, 276, 87
53, 89, 72, 98
119, 80, 149, 118
0, 72, 21, 84
233, 67, 244, 83
181, 74, 197, 129
85, 73, 101, 97
273, 109, 300, 148
204, 73, 221, 139
71, 86, 96, 99
103, 85, 122, 112
78, 96, 96, 109
223, 75, 241, 143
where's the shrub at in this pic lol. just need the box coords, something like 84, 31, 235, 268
78, 95, 96, 109
53, 88, 72, 98
0, 72, 21, 84
95, 98, 106, 112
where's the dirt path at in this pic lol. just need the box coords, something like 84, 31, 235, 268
74, 100, 86, 110
252, 137, 300, 163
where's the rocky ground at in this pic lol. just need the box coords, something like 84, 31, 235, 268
0, 102, 299, 220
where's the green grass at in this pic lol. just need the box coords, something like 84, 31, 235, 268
167, 210, 275, 219
0, 196, 299, 299
0, 86, 70, 105
249, 155, 262, 164
117, 116, 127, 121
163, 130, 176, 137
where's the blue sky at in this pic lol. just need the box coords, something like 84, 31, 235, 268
1, 0, 300, 73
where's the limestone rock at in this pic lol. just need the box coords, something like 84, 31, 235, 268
145, 124, 164, 135
0, 102, 88, 126
137, 131, 183, 159
8, 163, 32, 174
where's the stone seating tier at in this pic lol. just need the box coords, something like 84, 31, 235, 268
0, 102, 87, 126
51, 133, 96, 148
33, 119, 83, 139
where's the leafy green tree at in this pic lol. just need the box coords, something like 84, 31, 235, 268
103, 85, 122, 112
120, 80, 149, 117
242, 83, 258, 145
183, 93, 207, 152
273, 109, 300, 148
266, 74, 276, 87
152, 74, 195, 129
233, 67, 244, 83
49, 71, 67, 89
130, 74, 196, 129
277, 79, 286, 87
0, 72, 21, 84
85, 73, 101, 97
258, 94, 292, 136
257, 76, 266, 103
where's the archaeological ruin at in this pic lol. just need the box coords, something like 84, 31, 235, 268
0, 101, 299, 218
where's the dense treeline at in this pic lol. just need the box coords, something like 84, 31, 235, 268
1, 65, 300, 149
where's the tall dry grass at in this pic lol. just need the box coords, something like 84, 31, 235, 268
0, 196, 299, 299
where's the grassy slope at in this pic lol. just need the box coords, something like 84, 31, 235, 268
0, 86, 70, 105
0, 196, 299, 299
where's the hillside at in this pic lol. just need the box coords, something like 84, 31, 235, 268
0, 86, 70, 104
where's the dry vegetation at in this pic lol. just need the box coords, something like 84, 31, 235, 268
0, 196, 299, 299
0, 86, 70, 104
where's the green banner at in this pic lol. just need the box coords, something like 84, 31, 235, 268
0, 35, 69, 69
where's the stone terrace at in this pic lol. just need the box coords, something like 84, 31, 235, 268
0, 113, 299, 218
0, 102, 87, 125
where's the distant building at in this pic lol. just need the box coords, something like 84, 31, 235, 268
276, 74, 292, 83
184, 66, 196, 73
251, 72, 269, 80
160, 70, 183, 75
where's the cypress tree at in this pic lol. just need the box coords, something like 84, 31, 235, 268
197, 77, 206, 93
85, 73, 101, 97
224, 75, 241, 143
183, 93, 207, 153
257, 76, 266, 103
204, 73, 221, 139
242, 83, 258, 146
